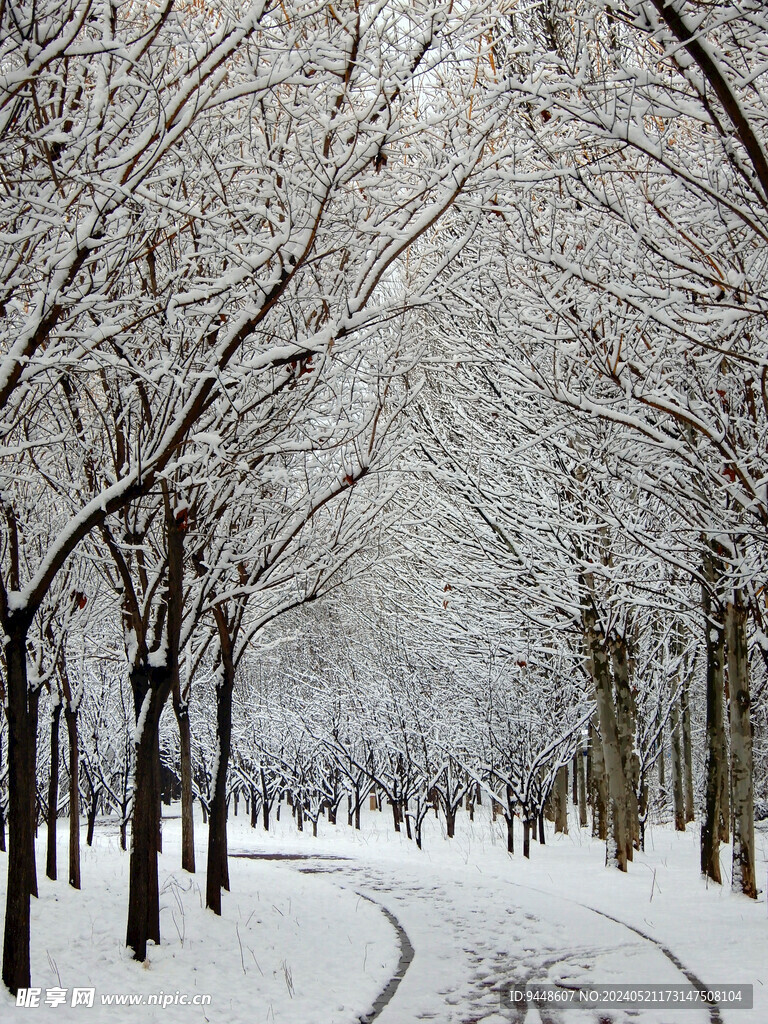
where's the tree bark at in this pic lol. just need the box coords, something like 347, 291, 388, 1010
172, 699, 195, 873
2, 627, 36, 994
585, 618, 628, 871
46, 700, 62, 881
725, 594, 756, 899
589, 719, 607, 840
681, 671, 695, 823
206, 643, 234, 916
554, 765, 568, 834
611, 633, 639, 857
701, 552, 726, 884
28, 684, 40, 898
63, 705, 81, 889
670, 690, 686, 832
577, 745, 588, 828
126, 666, 171, 961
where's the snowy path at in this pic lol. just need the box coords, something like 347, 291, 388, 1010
233, 849, 716, 1024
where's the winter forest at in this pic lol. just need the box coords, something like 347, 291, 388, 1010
1, 0, 767, 1021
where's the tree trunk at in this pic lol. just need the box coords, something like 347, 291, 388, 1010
126, 667, 170, 961
391, 798, 401, 833
64, 706, 81, 890
445, 804, 456, 839
589, 719, 607, 840
46, 701, 62, 881
577, 746, 588, 828
403, 801, 412, 839
586, 621, 628, 871
86, 786, 99, 847
701, 554, 726, 884
611, 634, 639, 857
681, 672, 695, 823
554, 765, 568, 834
505, 813, 514, 853
726, 595, 756, 899
27, 684, 40, 898
523, 818, 531, 859
670, 690, 686, 832
174, 701, 195, 873
206, 655, 234, 916
2, 627, 36, 994
657, 723, 666, 800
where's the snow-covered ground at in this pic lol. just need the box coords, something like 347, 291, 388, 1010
2, 804, 766, 1023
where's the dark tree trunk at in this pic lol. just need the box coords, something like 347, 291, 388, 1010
589, 720, 607, 840
726, 594, 757, 899
27, 685, 40, 897
2, 627, 36, 994
505, 814, 514, 854
391, 798, 401, 833
577, 747, 588, 828
86, 786, 99, 847
126, 666, 171, 961
174, 701, 195, 873
206, 656, 234, 916
167, 505, 192, 871
701, 553, 726, 884
554, 765, 568, 834
611, 633, 640, 857
523, 818, 531, 859
445, 805, 456, 839
46, 701, 62, 881
538, 811, 545, 845
586, 619, 628, 871
670, 691, 686, 832
681, 672, 695, 823
261, 768, 270, 832
63, 706, 81, 889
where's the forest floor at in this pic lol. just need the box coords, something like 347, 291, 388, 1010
1, 804, 766, 1024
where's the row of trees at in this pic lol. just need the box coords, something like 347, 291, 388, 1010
0, 592, 704, 868
1, 0, 766, 996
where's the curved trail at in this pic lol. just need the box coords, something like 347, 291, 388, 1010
355, 892, 415, 1024
234, 851, 722, 1024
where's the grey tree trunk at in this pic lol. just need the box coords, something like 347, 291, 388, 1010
64, 705, 81, 890
46, 701, 62, 880
2, 627, 36, 994
681, 672, 695, 823
554, 765, 568, 834
611, 633, 639, 858
174, 700, 195, 873
725, 594, 756, 899
589, 719, 607, 840
701, 550, 727, 884
669, 693, 686, 832
126, 666, 170, 961
577, 746, 588, 828
585, 617, 628, 871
